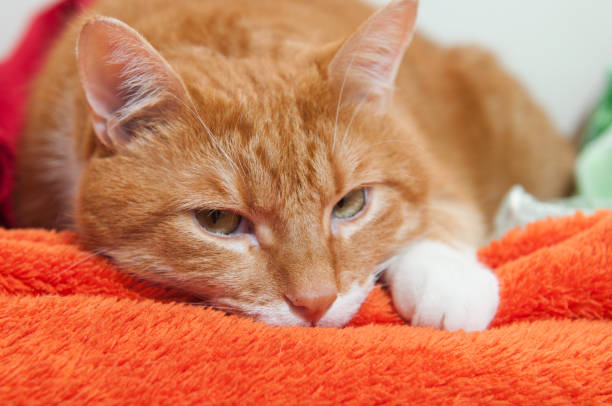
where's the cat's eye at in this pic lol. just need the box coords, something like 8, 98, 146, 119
195, 209, 242, 235
332, 188, 366, 219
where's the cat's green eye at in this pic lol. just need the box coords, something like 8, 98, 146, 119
332, 188, 366, 219
195, 209, 242, 235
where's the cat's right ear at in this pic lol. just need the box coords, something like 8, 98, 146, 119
77, 17, 188, 149
324, 0, 418, 114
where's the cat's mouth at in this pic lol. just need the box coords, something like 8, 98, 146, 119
206, 276, 378, 328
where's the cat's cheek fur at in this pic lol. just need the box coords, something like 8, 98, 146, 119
317, 274, 377, 327
385, 240, 499, 332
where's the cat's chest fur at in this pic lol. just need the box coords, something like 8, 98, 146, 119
14, 0, 573, 329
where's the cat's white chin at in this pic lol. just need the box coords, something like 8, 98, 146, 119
251, 276, 376, 328
385, 240, 499, 332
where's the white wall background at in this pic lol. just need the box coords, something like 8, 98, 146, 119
2, 0, 612, 135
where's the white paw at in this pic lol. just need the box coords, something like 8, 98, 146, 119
385, 240, 499, 331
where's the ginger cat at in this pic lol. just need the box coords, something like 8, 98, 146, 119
13, 0, 574, 329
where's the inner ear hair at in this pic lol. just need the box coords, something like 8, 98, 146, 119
77, 16, 189, 150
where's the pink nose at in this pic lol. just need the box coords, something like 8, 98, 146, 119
285, 290, 337, 325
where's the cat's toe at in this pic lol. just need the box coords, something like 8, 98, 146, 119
385, 240, 499, 332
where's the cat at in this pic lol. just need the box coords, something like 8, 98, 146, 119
13, 0, 575, 329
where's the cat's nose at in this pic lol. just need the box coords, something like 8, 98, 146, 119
285, 289, 337, 325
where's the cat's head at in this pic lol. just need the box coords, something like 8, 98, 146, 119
76, 0, 430, 326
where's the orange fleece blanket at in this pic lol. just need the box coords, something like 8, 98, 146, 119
1, 211, 611, 405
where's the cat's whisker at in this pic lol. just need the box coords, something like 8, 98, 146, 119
44, 248, 108, 285
332, 57, 352, 153
332, 14, 380, 153
341, 94, 367, 144
229, 111, 249, 176
64, 248, 107, 271
182, 301, 243, 314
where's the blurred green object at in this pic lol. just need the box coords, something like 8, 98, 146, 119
576, 70, 612, 199
581, 70, 612, 148
576, 126, 612, 198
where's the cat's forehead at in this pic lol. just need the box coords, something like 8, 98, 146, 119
171, 57, 379, 212
219, 107, 340, 211
180, 53, 310, 100
177, 50, 336, 136
173, 102, 355, 214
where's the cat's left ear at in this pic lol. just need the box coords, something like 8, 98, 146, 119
326, 0, 418, 114
77, 16, 188, 149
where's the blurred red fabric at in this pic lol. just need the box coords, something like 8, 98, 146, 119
0, 0, 92, 227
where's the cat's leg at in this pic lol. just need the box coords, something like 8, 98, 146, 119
384, 199, 499, 331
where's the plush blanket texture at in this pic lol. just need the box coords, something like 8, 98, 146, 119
1, 211, 611, 404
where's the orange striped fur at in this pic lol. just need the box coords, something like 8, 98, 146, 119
14, 0, 574, 327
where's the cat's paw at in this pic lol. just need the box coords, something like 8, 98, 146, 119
385, 240, 499, 331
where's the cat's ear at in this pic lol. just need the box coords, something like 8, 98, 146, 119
77, 17, 188, 149
327, 0, 418, 113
